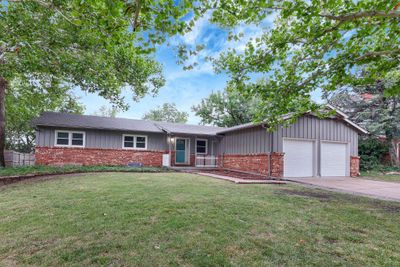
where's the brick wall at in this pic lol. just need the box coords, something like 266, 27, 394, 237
270, 153, 284, 178
35, 146, 165, 167
219, 153, 284, 178
350, 156, 360, 177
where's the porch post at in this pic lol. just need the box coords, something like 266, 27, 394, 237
168, 134, 172, 167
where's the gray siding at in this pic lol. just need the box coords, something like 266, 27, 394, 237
220, 116, 359, 156
36, 127, 168, 151
220, 126, 270, 154
273, 116, 358, 156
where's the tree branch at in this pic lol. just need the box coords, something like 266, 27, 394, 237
356, 49, 400, 61
133, 0, 141, 31
321, 10, 400, 21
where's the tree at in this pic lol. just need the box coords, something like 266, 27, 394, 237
143, 103, 188, 123
192, 86, 260, 127
6, 78, 84, 153
93, 106, 119, 118
203, 0, 400, 126
1, 0, 184, 166
327, 80, 400, 166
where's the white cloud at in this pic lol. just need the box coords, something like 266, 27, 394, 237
181, 10, 213, 45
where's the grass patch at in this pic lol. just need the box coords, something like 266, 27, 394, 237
360, 169, 400, 182
0, 172, 400, 266
0, 165, 166, 178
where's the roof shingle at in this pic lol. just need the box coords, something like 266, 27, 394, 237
32, 112, 224, 135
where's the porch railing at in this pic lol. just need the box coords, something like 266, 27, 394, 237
195, 155, 218, 167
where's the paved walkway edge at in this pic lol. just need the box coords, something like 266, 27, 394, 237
285, 178, 400, 202
196, 172, 286, 184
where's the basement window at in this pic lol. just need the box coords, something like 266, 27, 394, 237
55, 131, 85, 147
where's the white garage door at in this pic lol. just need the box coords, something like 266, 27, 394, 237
283, 139, 314, 177
321, 142, 347, 177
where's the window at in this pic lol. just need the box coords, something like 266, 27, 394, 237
136, 136, 146, 149
123, 135, 134, 148
123, 135, 147, 149
196, 139, 207, 154
72, 133, 84, 146
55, 131, 85, 147
56, 132, 69, 145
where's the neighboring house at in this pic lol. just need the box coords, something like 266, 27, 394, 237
32, 107, 367, 178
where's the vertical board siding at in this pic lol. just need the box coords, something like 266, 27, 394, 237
222, 116, 359, 157
219, 126, 270, 154
276, 115, 359, 156
37, 127, 168, 151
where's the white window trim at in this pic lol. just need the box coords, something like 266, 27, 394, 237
196, 138, 208, 155
54, 130, 86, 148
122, 134, 148, 150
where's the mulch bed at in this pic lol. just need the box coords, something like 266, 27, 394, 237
199, 169, 269, 180
0, 169, 170, 187
0, 173, 90, 187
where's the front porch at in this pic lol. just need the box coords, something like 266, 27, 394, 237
166, 134, 221, 168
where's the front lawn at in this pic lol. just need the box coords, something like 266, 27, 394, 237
361, 169, 400, 183
1, 173, 399, 266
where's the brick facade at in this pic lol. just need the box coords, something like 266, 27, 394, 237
219, 153, 285, 178
270, 153, 284, 178
221, 153, 269, 175
35, 147, 165, 167
350, 156, 360, 177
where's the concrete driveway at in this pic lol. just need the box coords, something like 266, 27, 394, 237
288, 177, 400, 202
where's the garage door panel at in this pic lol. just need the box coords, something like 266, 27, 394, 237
321, 142, 347, 177
283, 139, 314, 177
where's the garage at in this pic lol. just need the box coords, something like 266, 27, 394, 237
283, 139, 315, 177
321, 142, 348, 176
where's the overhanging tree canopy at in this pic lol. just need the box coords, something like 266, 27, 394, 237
205, 0, 400, 125
0, 0, 200, 166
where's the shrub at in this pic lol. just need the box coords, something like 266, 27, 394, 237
359, 137, 389, 171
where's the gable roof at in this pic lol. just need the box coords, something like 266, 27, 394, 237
32, 112, 224, 136
32, 105, 367, 137
217, 105, 368, 134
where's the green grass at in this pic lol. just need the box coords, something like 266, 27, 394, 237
1, 173, 400, 266
0, 165, 166, 177
360, 170, 400, 182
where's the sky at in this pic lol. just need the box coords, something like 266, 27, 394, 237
74, 12, 322, 125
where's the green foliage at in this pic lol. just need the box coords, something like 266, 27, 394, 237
6, 78, 84, 152
192, 85, 260, 127
0, 165, 166, 177
206, 0, 400, 125
142, 103, 188, 123
327, 78, 400, 165
359, 137, 389, 171
1, 0, 166, 109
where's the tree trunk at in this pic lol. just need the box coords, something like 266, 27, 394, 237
389, 138, 400, 167
0, 77, 7, 167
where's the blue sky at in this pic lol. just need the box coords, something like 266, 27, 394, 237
74, 12, 322, 124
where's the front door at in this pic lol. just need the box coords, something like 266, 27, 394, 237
175, 138, 188, 164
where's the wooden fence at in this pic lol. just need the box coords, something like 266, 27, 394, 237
5, 150, 35, 167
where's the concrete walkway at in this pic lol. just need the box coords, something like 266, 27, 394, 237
288, 177, 400, 202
